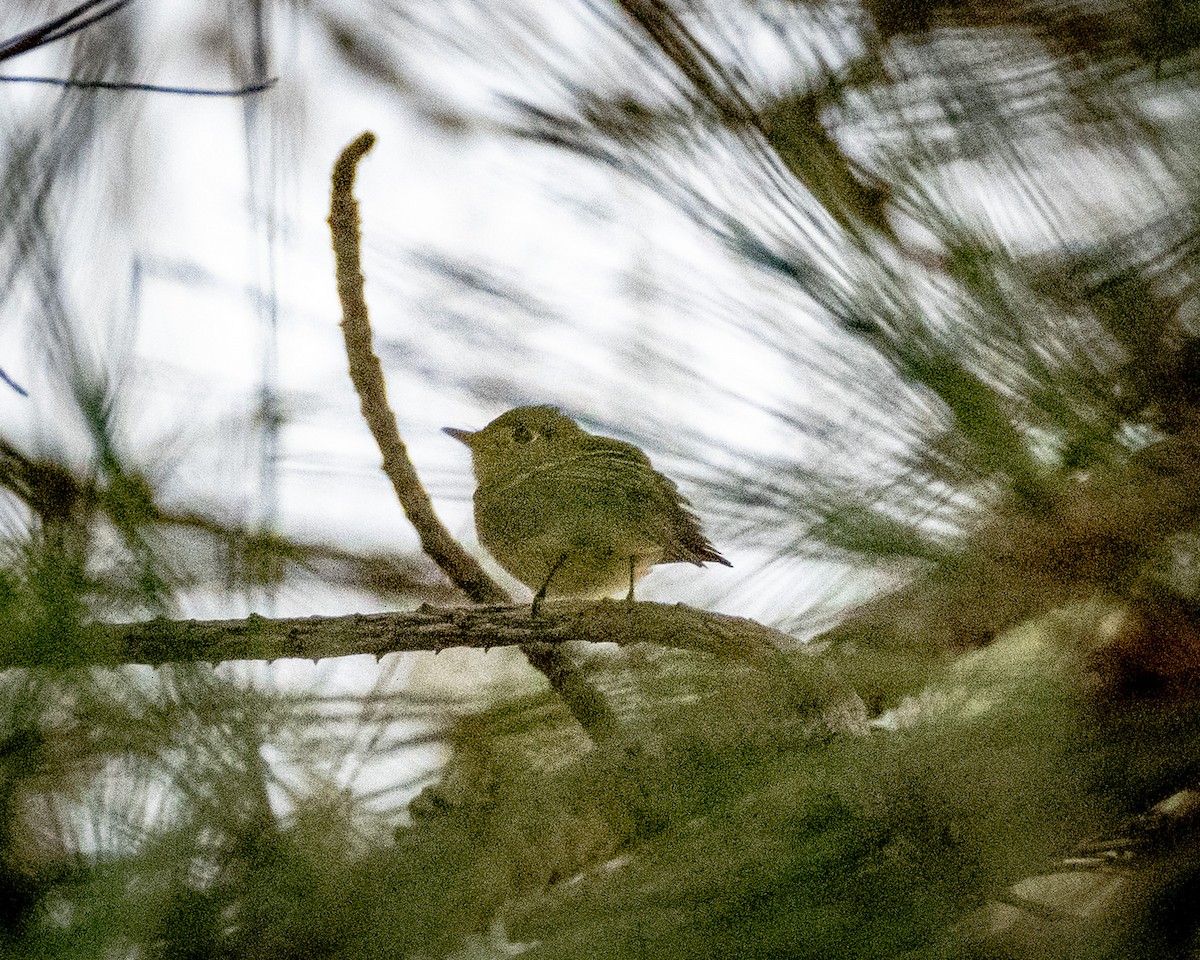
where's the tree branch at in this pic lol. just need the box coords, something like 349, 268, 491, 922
88, 600, 773, 662
76, 600, 864, 733
328, 132, 506, 605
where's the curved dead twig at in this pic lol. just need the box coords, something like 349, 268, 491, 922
329, 132, 507, 605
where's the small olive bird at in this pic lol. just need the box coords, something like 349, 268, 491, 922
444, 405, 731, 612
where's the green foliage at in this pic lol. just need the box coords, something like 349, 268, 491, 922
11, 598, 1185, 960
385, 622, 1185, 960
762, 87, 894, 242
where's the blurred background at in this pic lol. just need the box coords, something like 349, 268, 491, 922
5, 1, 1200, 957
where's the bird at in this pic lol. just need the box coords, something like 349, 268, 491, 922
443, 405, 730, 612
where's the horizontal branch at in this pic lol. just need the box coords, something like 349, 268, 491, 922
68, 602, 868, 733
83, 601, 783, 666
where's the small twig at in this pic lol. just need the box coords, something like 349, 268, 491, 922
0, 76, 277, 97
327, 132, 620, 741
0, 368, 26, 396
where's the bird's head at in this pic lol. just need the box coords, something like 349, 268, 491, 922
443, 405, 584, 485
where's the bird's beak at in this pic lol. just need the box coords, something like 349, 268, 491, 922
442, 426, 474, 445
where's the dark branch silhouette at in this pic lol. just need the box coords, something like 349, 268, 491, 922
0, 76, 277, 97
0, 0, 132, 64
0, 0, 275, 98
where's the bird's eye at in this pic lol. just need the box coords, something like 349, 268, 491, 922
512, 423, 533, 443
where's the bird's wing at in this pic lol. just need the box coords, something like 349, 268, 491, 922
571, 437, 731, 566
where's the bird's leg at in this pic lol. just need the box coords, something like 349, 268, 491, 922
626, 556, 637, 604
533, 553, 568, 618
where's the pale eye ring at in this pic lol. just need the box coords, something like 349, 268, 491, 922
512, 423, 533, 443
